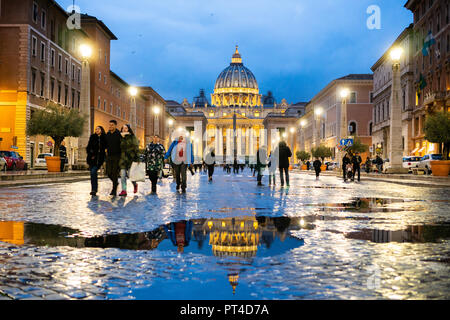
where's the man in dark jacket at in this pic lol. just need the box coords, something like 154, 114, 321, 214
59, 140, 67, 172
278, 141, 292, 187
313, 157, 322, 180
342, 153, 351, 182
351, 152, 362, 182
105, 120, 122, 196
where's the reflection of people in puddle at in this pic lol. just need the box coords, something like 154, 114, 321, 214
84, 226, 165, 250
273, 216, 291, 242
164, 220, 193, 253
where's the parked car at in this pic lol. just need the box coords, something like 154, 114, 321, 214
0, 156, 6, 171
402, 156, 422, 172
35, 153, 53, 169
0, 151, 27, 171
418, 154, 443, 174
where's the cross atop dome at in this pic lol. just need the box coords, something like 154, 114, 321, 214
231, 45, 242, 64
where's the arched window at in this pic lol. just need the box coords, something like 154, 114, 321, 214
349, 121, 357, 135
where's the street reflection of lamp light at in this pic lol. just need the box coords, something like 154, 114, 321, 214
300, 219, 305, 227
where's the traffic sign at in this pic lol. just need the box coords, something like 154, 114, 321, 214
339, 139, 353, 147
47, 141, 53, 147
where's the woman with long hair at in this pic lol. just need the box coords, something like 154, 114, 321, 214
86, 125, 107, 196
119, 124, 140, 196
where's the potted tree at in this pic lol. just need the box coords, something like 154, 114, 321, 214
346, 137, 369, 155
26, 103, 86, 172
296, 151, 311, 170
424, 111, 450, 176
311, 145, 332, 171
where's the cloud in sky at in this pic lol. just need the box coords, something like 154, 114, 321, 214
60, 0, 412, 103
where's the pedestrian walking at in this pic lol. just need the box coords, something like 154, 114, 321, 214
278, 141, 292, 187
313, 157, 322, 180
365, 157, 372, 173
256, 146, 267, 186
351, 152, 362, 182
144, 135, 166, 194
59, 140, 67, 172
306, 160, 311, 171
105, 120, 122, 196
165, 135, 194, 193
342, 152, 351, 182
376, 155, 383, 174
118, 124, 140, 197
86, 126, 107, 196
204, 148, 215, 182
233, 159, 239, 174
268, 151, 276, 186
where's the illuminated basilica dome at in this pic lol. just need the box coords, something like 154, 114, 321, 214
211, 46, 262, 108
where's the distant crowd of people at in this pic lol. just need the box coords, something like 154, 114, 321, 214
86, 120, 383, 196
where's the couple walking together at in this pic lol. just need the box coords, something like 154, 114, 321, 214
86, 120, 166, 196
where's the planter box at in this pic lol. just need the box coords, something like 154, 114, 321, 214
45, 156, 61, 173
430, 160, 450, 176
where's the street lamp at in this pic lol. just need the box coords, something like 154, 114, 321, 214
129, 86, 138, 132
77, 44, 92, 168
390, 47, 403, 63
338, 88, 349, 169
299, 119, 307, 152
314, 107, 323, 147
387, 46, 407, 173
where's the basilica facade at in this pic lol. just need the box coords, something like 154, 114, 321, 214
167, 46, 303, 163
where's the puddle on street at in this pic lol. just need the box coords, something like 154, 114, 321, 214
0, 216, 306, 257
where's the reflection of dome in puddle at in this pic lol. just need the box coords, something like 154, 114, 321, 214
208, 217, 259, 258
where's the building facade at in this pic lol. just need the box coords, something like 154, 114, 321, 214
299, 74, 374, 162
0, 0, 88, 167
404, 0, 450, 157
371, 25, 416, 159
0, 1, 167, 169
170, 46, 296, 163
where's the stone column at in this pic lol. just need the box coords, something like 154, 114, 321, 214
77, 59, 90, 168
387, 60, 408, 173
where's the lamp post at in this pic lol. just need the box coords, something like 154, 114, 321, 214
387, 47, 408, 173
129, 86, 138, 133
314, 107, 323, 148
338, 89, 349, 168
77, 44, 92, 168
300, 119, 307, 152
152, 105, 161, 138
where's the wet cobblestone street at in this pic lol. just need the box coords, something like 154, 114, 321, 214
0, 169, 449, 300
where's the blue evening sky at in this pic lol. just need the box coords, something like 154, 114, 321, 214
59, 0, 412, 104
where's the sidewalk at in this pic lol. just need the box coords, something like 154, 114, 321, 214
0, 170, 96, 188
297, 170, 450, 187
